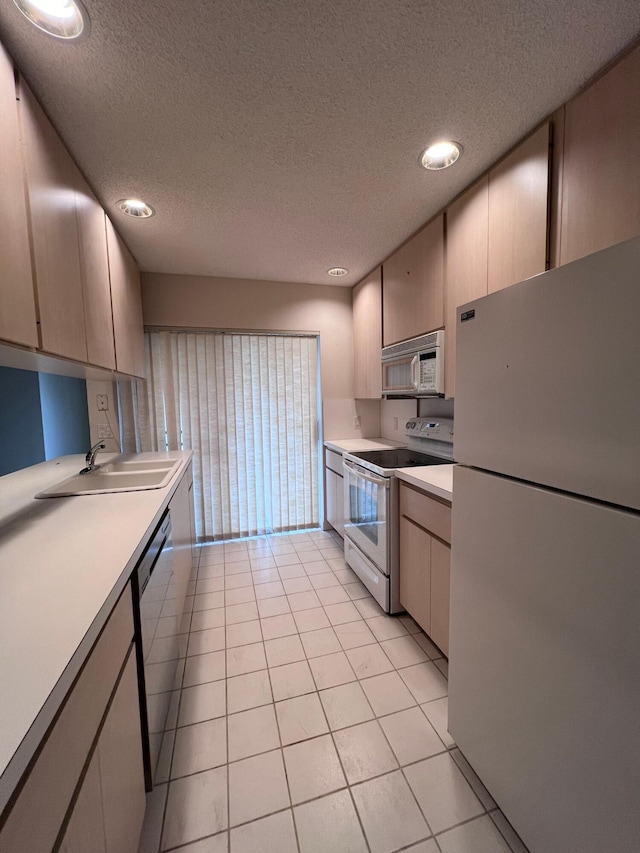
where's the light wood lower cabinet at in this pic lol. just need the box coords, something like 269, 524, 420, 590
0, 586, 145, 853
171, 461, 195, 631
429, 537, 451, 657
399, 482, 451, 656
95, 652, 146, 853
325, 449, 344, 537
60, 652, 143, 853
59, 752, 106, 853
326, 467, 344, 537
399, 516, 432, 633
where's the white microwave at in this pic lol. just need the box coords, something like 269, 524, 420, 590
381, 330, 445, 397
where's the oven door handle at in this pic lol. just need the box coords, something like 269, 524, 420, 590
343, 459, 390, 487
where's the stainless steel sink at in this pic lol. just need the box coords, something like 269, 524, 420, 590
35, 456, 181, 498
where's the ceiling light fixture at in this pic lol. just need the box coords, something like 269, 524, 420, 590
419, 141, 463, 171
327, 267, 349, 277
117, 198, 155, 219
13, 0, 89, 40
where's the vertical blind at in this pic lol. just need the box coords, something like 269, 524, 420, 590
121, 330, 319, 542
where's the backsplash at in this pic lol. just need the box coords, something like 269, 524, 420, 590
0, 366, 90, 476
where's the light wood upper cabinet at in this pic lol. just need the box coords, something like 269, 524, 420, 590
105, 216, 145, 377
444, 176, 489, 398
559, 44, 640, 265
0, 45, 37, 348
352, 267, 382, 399
382, 214, 444, 346
75, 179, 116, 369
18, 81, 87, 362
487, 122, 550, 293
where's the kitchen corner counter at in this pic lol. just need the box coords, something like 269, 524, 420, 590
0, 450, 192, 813
324, 437, 405, 453
395, 464, 455, 502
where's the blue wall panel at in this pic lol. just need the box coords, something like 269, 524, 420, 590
0, 366, 45, 476
39, 373, 91, 460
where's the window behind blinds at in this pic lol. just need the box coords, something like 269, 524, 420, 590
120, 330, 320, 542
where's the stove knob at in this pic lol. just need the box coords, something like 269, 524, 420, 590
406, 421, 412, 429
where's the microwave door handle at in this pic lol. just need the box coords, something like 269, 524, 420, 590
410, 355, 419, 391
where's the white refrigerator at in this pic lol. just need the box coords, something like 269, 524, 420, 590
449, 236, 640, 853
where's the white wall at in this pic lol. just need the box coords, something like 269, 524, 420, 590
141, 272, 380, 439
85, 379, 121, 453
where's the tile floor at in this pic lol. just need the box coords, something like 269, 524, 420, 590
137, 530, 529, 853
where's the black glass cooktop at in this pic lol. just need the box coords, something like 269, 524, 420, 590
351, 449, 449, 468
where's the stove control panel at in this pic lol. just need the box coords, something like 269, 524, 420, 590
405, 417, 454, 443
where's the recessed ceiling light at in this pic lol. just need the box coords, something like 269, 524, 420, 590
117, 198, 155, 219
419, 141, 463, 171
327, 267, 349, 277
13, 0, 89, 40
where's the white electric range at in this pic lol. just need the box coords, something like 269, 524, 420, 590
342, 418, 454, 613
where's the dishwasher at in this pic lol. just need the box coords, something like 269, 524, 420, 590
131, 509, 177, 790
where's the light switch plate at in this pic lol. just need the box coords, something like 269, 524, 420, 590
97, 394, 108, 411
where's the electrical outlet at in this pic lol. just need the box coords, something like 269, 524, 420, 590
354, 415, 361, 429
393, 417, 399, 430
97, 423, 113, 439
97, 394, 108, 411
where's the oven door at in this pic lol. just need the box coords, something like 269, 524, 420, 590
343, 459, 390, 575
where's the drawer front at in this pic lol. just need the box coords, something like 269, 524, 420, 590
325, 449, 344, 476
400, 482, 452, 544
0, 586, 134, 853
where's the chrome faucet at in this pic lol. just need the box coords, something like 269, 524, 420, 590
80, 441, 106, 474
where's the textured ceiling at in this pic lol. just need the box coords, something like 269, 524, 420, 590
0, 1, 638, 287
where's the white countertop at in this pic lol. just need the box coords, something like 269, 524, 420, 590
0, 450, 192, 812
395, 464, 455, 502
324, 438, 405, 453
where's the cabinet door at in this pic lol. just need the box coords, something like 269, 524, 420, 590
352, 267, 382, 398
560, 45, 640, 265
326, 468, 344, 535
430, 537, 451, 657
18, 81, 87, 362
97, 651, 145, 853
0, 45, 37, 348
444, 176, 489, 398
399, 516, 431, 633
171, 462, 194, 632
75, 180, 116, 369
105, 216, 145, 377
383, 214, 444, 346
487, 122, 550, 294
59, 753, 106, 853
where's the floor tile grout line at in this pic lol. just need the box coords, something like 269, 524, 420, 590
162, 534, 463, 850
